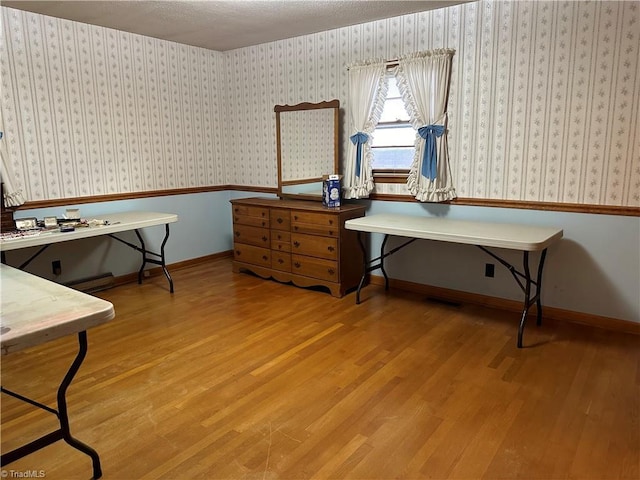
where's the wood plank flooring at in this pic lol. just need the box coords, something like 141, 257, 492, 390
1, 258, 638, 479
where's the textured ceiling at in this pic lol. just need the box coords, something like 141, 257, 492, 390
2, 0, 471, 51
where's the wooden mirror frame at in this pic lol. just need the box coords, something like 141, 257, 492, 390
275, 99, 340, 201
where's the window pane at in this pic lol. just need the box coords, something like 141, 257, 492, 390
371, 77, 414, 172
371, 125, 415, 147
379, 98, 410, 122
387, 76, 401, 98
371, 147, 414, 170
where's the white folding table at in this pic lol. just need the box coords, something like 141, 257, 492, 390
1, 264, 115, 478
345, 214, 563, 348
1, 211, 178, 293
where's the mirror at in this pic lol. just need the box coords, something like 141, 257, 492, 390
275, 100, 340, 200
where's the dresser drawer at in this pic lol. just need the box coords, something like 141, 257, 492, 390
291, 216, 340, 236
271, 230, 291, 252
233, 244, 271, 268
291, 233, 338, 260
292, 211, 338, 228
233, 225, 270, 248
232, 205, 270, 228
291, 254, 338, 282
270, 209, 291, 231
232, 204, 269, 218
272, 251, 291, 272
233, 214, 269, 228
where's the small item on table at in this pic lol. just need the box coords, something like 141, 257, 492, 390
87, 219, 108, 227
43, 216, 58, 229
65, 208, 81, 219
14, 217, 38, 230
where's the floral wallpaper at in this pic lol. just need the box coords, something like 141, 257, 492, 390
0, 7, 227, 201
1, 1, 638, 206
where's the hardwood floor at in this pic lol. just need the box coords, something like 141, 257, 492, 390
1, 258, 638, 479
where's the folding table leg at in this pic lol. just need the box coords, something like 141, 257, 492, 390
58, 331, 102, 479
0, 331, 102, 479
517, 252, 532, 348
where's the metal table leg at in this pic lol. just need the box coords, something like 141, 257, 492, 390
516, 249, 549, 347
379, 235, 390, 291
535, 249, 548, 327
517, 252, 532, 349
1, 331, 102, 479
477, 246, 549, 348
355, 234, 416, 304
355, 232, 367, 304
109, 224, 174, 293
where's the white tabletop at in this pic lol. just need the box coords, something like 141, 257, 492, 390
1, 211, 178, 252
345, 214, 563, 251
0, 265, 115, 355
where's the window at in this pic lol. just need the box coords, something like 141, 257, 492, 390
371, 76, 414, 178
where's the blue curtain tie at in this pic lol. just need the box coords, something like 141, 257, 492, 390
418, 124, 445, 181
350, 132, 369, 178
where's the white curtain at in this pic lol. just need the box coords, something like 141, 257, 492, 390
396, 49, 456, 202
0, 108, 25, 207
343, 59, 388, 199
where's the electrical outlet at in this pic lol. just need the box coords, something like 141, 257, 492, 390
485, 263, 495, 278
52, 260, 62, 276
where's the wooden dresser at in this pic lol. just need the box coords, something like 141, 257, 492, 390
230, 197, 366, 297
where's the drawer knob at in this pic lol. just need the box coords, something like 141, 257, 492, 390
294, 226, 298, 231
294, 262, 301, 268
262, 236, 268, 242
262, 221, 266, 227
329, 231, 334, 236
327, 246, 335, 252
234, 208, 239, 213
278, 258, 284, 264
262, 255, 268, 261
294, 215, 298, 220
234, 231, 240, 237
277, 217, 283, 224
328, 268, 335, 275
235, 250, 241, 256
329, 219, 334, 225
293, 241, 300, 248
